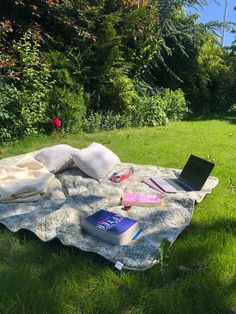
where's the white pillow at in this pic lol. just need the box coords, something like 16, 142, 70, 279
72, 142, 120, 180
35, 144, 75, 173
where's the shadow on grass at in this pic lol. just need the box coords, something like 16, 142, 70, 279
0, 223, 114, 313
159, 216, 236, 313
184, 111, 236, 124
0, 215, 236, 313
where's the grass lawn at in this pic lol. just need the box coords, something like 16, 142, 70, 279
0, 117, 235, 314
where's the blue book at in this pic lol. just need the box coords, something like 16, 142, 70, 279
81, 209, 141, 245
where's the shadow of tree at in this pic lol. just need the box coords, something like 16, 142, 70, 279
0, 223, 114, 313
184, 112, 236, 124
150, 216, 236, 313
1, 212, 236, 313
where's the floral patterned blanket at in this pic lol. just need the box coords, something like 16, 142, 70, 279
0, 153, 219, 270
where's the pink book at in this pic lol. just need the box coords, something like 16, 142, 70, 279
121, 193, 163, 207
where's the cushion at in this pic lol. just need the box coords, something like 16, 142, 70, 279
72, 142, 120, 180
35, 144, 75, 173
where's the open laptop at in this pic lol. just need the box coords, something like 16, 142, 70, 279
150, 155, 215, 193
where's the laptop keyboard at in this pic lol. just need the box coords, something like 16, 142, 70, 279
166, 179, 192, 191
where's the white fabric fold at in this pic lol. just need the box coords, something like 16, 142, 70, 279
0, 155, 54, 202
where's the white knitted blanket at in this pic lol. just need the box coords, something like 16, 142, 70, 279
0, 155, 54, 202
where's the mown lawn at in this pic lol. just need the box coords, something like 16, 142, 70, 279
0, 117, 236, 314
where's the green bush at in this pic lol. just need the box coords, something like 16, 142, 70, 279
14, 31, 53, 135
82, 88, 188, 133
100, 71, 136, 111
159, 88, 188, 120
130, 94, 168, 127
48, 85, 86, 132
46, 51, 87, 132
82, 111, 132, 133
129, 88, 187, 127
0, 78, 22, 142
82, 112, 102, 133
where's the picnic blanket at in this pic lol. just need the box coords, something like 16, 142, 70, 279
0, 153, 219, 270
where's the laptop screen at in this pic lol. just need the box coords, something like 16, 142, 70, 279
179, 155, 215, 191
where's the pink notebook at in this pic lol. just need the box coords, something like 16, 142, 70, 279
142, 178, 165, 193
121, 193, 163, 207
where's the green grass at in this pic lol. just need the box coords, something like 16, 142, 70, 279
0, 117, 236, 314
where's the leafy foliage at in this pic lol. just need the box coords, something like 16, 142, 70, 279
14, 30, 53, 135
82, 88, 187, 132
83, 9, 136, 111
224, 45, 236, 111
46, 50, 86, 132
130, 88, 187, 127
0, 78, 22, 142
0, 0, 235, 140
130, 94, 168, 127
82, 111, 132, 133
159, 88, 188, 120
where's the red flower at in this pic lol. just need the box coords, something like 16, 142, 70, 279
51, 116, 61, 129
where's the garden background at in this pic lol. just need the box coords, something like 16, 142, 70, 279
0, 0, 235, 140
0, 1, 236, 313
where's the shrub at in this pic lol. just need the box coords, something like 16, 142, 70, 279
48, 85, 86, 132
82, 88, 188, 133
14, 30, 53, 135
100, 71, 136, 111
82, 111, 132, 133
159, 88, 188, 120
0, 78, 22, 142
46, 51, 87, 133
130, 94, 168, 127
129, 87, 188, 126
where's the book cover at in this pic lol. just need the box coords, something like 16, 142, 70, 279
121, 193, 163, 207
81, 209, 140, 245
